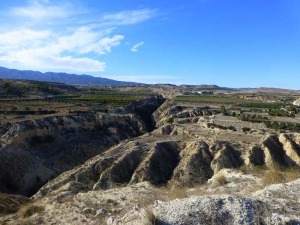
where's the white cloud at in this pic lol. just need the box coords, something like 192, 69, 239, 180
101, 9, 156, 26
41, 27, 124, 56
0, 27, 123, 72
10, 0, 71, 20
0, 29, 51, 51
0, 1, 156, 73
131, 41, 145, 52
1, 52, 105, 72
96, 35, 124, 54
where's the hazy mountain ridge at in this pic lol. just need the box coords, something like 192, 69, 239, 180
0, 67, 140, 86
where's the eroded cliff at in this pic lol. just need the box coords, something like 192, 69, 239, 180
0, 96, 165, 196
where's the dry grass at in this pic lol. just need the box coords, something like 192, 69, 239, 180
165, 182, 188, 200
106, 198, 119, 207
262, 170, 285, 186
214, 175, 227, 186
284, 166, 300, 182
20, 204, 45, 219
239, 164, 268, 175
262, 167, 300, 186
0, 193, 31, 216
143, 208, 160, 225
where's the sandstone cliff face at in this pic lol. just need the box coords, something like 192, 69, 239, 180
0, 96, 165, 196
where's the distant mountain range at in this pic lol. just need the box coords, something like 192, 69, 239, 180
0, 67, 140, 86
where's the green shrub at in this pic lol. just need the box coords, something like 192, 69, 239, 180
165, 117, 174, 124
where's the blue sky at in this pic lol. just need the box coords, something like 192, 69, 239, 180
0, 0, 299, 89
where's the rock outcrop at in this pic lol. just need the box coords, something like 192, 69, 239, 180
153, 195, 267, 225
153, 100, 211, 127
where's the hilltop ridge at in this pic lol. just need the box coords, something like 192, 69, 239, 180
0, 67, 140, 86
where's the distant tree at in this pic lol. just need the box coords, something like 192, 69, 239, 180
271, 121, 279, 129
279, 122, 287, 130
5, 85, 13, 94
165, 117, 174, 124
240, 113, 246, 121
220, 105, 228, 115
264, 121, 271, 127
3, 82, 10, 89
242, 127, 251, 132
37, 84, 49, 92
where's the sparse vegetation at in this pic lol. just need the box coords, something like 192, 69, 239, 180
0, 193, 31, 216
143, 208, 161, 225
214, 175, 227, 186
166, 182, 188, 200
175, 95, 247, 104
262, 167, 300, 186
242, 127, 251, 132
165, 117, 174, 124
20, 204, 45, 219
220, 105, 228, 115
262, 170, 285, 185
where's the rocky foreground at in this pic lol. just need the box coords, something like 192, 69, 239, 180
1, 99, 300, 224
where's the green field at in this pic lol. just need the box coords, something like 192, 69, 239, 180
50, 89, 154, 108
175, 95, 284, 109
175, 95, 246, 104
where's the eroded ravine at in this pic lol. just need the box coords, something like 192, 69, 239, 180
0, 96, 165, 196
31, 101, 300, 201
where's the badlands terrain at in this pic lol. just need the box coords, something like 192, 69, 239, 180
0, 80, 300, 224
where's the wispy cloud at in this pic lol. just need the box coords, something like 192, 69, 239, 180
101, 9, 156, 26
0, 1, 156, 73
131, 41, 145, 52
10, 0, 72, 20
